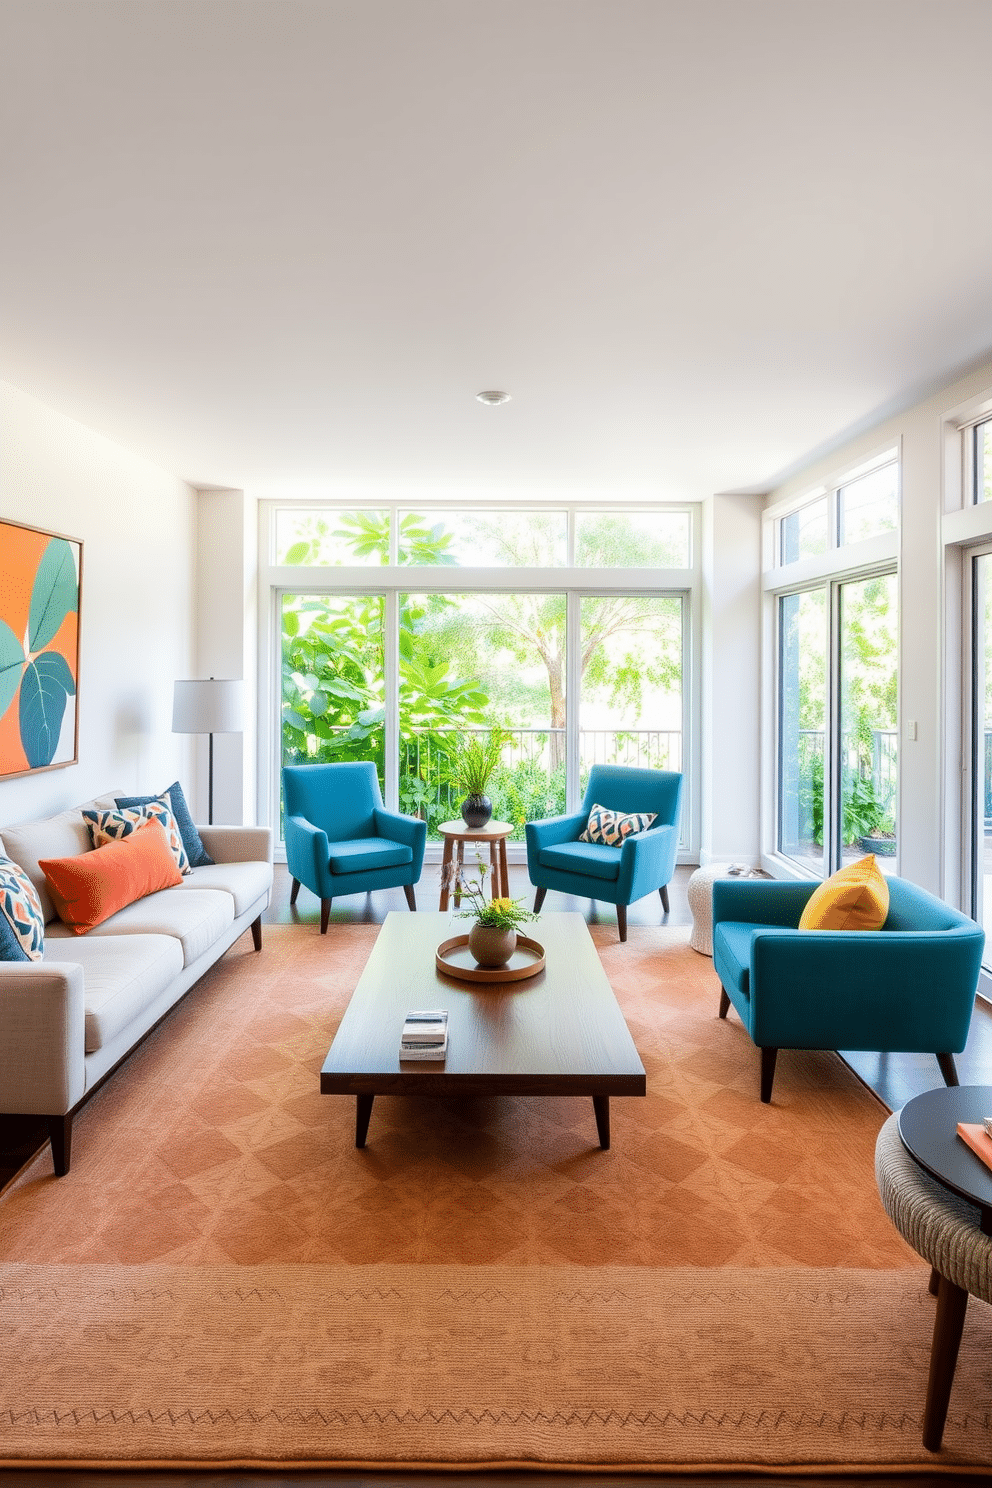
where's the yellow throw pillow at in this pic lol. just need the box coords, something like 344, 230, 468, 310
798, 854, 890, 932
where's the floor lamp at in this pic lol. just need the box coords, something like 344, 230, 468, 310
172, 678, 244, 825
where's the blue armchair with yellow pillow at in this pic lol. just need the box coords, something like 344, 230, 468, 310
712, 857, 985, 1103
525, 764, 683, 942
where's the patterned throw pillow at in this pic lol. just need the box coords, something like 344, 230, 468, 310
82, 797, 192, 875
115, 782, 214, 868
579, 803, 657, 847
0, 853, 45, 961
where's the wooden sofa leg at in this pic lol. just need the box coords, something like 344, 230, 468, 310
403, 884, 417, 910
617, 904, 627, 942
718, 987, 731, 1019
290, 877, 301, 905
320, 899, 331, 934
760, 1047, 778, 1104
659, 883, 670, 914
251, 915, 262, 952
923, 1274, 970, 1452
534, 886, 547, 913
936, 1052, 959, 1087
48, 1114, 73, 1176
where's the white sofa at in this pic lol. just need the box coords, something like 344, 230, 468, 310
0, 792, 273, 1175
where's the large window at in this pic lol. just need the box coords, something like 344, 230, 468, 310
770, 451, 899, 878
267, 503, 697, 852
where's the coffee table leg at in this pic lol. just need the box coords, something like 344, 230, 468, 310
355, 1094, 374, 1148
593, 1095, 610, 1150
498, 837, 509, 899
439, 836, 454, 910
489, 840, 499, 898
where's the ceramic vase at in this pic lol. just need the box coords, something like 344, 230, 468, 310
460, 793, 493, 828
468, 922, 516, 968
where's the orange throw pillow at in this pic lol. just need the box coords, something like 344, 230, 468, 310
39, 817, 183, 934
798, 853, 890, 932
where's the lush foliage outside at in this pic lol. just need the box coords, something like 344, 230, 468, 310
785, 574, 898, 865
280, 509, 683, 838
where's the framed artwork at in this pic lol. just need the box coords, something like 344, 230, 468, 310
0, 519, 82, 779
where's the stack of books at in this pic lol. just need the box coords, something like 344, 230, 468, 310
400, 1010, 448, 1061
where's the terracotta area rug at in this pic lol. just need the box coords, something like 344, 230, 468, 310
1, 919, 990, 1471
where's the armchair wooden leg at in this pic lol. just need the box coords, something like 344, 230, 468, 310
923, 1274, 970, 1452
936, 1052, 959, 1087
320, 899, 331, 934
617, 904, 627, 942
403, 883, 417, 910
534, 886, 547, 913
659, 883, 670, 914
251, 915, 262, 951
718, 986, 731, 1019
290, 877, 301, 905
759, 1047, 778, 1104
48, 1114, 73, 1176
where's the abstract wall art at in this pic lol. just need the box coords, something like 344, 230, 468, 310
0, 519, 82, 779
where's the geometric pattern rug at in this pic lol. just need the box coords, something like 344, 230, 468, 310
1, 920, 989, 1470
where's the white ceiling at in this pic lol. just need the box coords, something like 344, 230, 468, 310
3, 0, 992, 503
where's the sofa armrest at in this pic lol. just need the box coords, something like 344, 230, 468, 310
197, 824, 273, 864
0, 962, 86, 1115
746, 925, 985, 1052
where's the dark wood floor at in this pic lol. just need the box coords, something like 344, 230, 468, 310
3, 862, 992, 1487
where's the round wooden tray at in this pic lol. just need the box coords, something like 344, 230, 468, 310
435, 933, 546, 984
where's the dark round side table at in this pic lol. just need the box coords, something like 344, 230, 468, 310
897, 1084, 992, 1237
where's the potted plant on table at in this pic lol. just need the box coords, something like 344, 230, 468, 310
448, 858, 538, 967
456, 727, 507, 829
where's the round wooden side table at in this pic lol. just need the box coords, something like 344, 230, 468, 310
438, 819, 513, 909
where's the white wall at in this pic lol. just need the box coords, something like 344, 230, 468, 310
0, 381, 196, 830
701, 492, 763, 864
189, 488, 258, 826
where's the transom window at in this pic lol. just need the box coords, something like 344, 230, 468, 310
276, 506, 691, 568
972, 418, 992, 504
779, 453, 898, 565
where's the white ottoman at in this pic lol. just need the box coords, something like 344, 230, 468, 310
687, 864, 760, 955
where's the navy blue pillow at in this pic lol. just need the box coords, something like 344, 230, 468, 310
115, 781, 214, 867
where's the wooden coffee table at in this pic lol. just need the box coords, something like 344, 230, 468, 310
320, 910, 645, 1151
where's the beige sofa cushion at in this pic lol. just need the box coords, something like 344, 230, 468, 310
43, 934, 185, 1053
46, 887, 234, 968
179, 860, 272, 917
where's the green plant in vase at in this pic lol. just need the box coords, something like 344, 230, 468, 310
446, 857, 538, 967
455, 726, 507, 828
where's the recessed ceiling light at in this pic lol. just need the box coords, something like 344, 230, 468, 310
476, 390, 511, 405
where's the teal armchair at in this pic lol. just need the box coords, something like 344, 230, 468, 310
283, 762, 426, 933
712, 875, 985, 1103
525, 764, 683, 941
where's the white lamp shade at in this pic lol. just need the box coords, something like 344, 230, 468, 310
172, 679, 244, 735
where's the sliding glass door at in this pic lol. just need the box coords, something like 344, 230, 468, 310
777, 571, 897, 876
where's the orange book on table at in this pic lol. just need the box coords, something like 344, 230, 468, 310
956, 1122, 992, 1174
